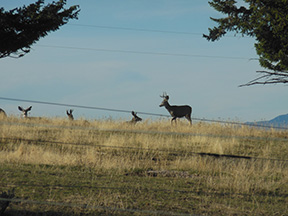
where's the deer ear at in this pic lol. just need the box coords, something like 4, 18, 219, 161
166, 96, 169, 100
27, 106, 32, 111
18, 106, 23, 111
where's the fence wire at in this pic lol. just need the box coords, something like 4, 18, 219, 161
1, 120, 288, 143
0, 197, 194, 216
1, 182, 287, 199
1, 136, 288, 163
1, 97, 287, 216
1, 96, 288, 130
1, 119, 288, 162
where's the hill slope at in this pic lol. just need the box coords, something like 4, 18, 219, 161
246, 114, 288, 128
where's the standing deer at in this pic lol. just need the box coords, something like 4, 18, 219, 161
18, 106, 32, 118
159, 93, 192, 125
66, 109, 74, 120
130, 111, 142, 124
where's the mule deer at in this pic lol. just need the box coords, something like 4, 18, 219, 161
66, 109, 74, 120
18, 106, 32, 118
130, 111, 142, 124
0, 108, 7, 117
159, 93, 192, 125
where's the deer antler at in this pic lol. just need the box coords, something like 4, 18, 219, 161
160, 92, 168, 98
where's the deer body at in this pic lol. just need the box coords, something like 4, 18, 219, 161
18, 106, 43, 120
0, 108, 7, 117
160, 94, 192, 125
130, 111, 142, 124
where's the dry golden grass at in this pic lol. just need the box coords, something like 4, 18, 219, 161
0, 116, 287, 215
1, 116, 287, 178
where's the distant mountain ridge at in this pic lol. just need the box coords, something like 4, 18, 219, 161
246, 114, 288, 128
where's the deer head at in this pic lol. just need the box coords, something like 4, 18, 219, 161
18, 106, 32, 118
66, 109, 74, 120
131, 111, 142, 123
159, 92, 169, 107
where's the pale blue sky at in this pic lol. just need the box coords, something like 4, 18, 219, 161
1, 0, 287, 122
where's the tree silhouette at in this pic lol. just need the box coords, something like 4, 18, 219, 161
204, 0, 288, 86
0, 0, 80, 58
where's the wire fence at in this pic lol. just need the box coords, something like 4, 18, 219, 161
1, 182, 287, 199
1, 96, 288, 162
37, 44, 253, 60
1, 134, 288, 163
1, 96, 287, 215
1, 177, 287, 215
1, 119, 288, 143
1, 96, 288, 130
0, 197, 195, 216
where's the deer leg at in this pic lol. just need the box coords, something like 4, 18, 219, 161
171, 117, 177, 125
185, 115, 192, 125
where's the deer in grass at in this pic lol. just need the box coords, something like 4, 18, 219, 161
130, 111, 142, 124
0, 108, 7, 117
66, 109, 74, 120
18, 106, 32, 118
159, 93, 192, 125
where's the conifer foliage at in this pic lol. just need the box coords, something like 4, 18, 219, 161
204, 0, 288, 85
0, 0, 79, 58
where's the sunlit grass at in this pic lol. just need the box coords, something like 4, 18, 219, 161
0, 116, 287, 215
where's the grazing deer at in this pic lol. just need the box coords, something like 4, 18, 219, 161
159, 93, 192, 125
66, 109, 74, 120
18, 106, 32, 118
0, 108, 7, 117
130, 111, 142, 124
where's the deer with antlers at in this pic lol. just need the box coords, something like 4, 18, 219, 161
159, 93, 192, 125
66, 109, 74, 120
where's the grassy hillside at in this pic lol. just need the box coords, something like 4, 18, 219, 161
0, 116, 287, 215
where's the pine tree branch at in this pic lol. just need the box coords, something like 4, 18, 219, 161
239, 70, 288, 86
